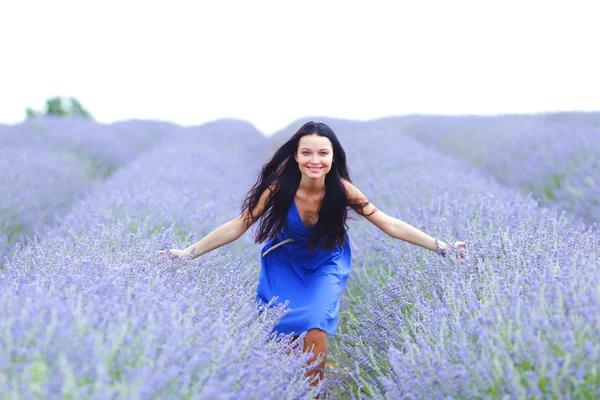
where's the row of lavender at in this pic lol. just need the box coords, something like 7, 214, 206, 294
0, 117, 265, 262
375, 112, 600, 224
297, 120, 599, 398
0, 117, 182, 261
0, 120, 327, 398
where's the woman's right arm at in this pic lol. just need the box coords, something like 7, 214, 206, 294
162, 186, 272, 260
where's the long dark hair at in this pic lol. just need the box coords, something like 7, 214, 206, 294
241, 121, 374, 252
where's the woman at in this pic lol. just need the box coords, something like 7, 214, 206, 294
161, 121, 466, 386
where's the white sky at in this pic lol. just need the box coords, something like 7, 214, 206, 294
1, 0, 598, 135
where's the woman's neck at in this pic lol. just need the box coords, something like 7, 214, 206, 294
298, 175, 325, 195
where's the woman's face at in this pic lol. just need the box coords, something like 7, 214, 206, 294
294, 134, 334, 180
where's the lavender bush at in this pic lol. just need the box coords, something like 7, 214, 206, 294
1, 223, 319, 399
1, 117, 185, 178
0, 146, 92, 261
376, 113, 600, 223
0, 117, 265, 263
45, 119, 269, 262
0, 118, 182, 262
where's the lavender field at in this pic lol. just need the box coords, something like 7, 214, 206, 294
1, 115, 599, 399
376, 112, 600, 225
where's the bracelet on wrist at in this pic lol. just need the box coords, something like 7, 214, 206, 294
435, 238, 447, 257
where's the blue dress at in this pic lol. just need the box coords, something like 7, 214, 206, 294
256, 199, 352, 337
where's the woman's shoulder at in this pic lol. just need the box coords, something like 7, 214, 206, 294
340, 178, 351, 191
340, 178, 359, 199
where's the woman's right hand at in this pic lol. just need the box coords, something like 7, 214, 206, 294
159, 248, 189, 261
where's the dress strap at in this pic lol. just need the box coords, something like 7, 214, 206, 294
262, 238, 295, 257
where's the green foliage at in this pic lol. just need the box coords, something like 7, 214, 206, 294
25, 107, 40, 118
26, 96, 93, 120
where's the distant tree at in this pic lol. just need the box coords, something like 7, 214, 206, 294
25, 107, 41, 118
26, 96, 93, 120
45, 96, 68, 116
68, 97, 92, 118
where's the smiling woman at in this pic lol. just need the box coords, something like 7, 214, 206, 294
295, 135, 334, 181
162, 120, 466, 388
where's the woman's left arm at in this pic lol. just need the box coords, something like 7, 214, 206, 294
342, 180, 466, 256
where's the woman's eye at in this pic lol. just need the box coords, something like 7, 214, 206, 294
320, 152, 328, 156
